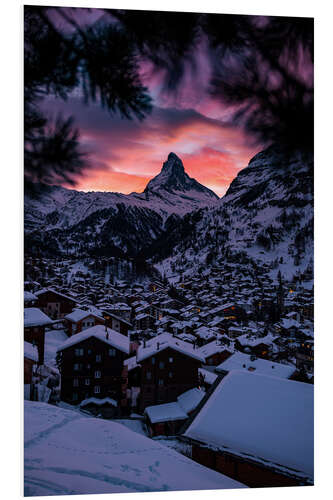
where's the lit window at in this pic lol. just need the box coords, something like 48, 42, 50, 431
94, 386, 100, 394
96, 354, 102, 362
169, 357, 173, 363
109, 348, 116, 357
73, 378, 79, 387
95, 371, 101, 379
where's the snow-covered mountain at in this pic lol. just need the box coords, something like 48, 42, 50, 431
25, 145, 314, 281
24, 153, 219, 233
24, 153, 219, 257
155, 145, 314, 281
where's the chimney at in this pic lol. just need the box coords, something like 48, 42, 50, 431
157, 342, 160, 350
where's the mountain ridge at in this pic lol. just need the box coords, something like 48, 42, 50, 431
25, 153, 219, 232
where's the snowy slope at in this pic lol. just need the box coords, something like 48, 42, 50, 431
156, 145, 313, 280
24, 401, 245, 496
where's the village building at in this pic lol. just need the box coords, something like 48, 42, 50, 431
56, 325, 130, 409
102, 310, 132, 336
197, 341, 232, 366
144, 387, 205, 437
24, 307, 53, 364
35, 288, 78, 319
183, 371, 313, 487
136, 333, 205, 412
64, 309, 105, 336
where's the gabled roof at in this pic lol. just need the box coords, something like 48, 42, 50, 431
24, 308, 53, 327
184, 371, 314, 481
216, 352, 295, 379
64, 309, 104, 323
136, 332, 205, 363
56, 325, 130, 355
35, 288, 78, 303
145, 402, 188, 423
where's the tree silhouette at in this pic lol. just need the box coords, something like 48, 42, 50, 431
24, 7, 313, 189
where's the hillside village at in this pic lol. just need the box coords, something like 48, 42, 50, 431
24, 253, 314, 491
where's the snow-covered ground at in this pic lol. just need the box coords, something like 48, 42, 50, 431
24, 401, 246, 496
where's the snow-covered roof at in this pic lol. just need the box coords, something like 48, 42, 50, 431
65, 309, 103, 323
80, 397, 118, 408
56, 325, 130, 355
215, 352, 295, 379
136, 332, 205, 363
145, 402, 188, 423
24, 401, 245, 495
24, 341, 39, 362
199, 367, 218, 385
184, 371, 313, 481
237, 332, 276, 347
35, 288, 77, 303
24, 308, 53, 327
177, 388, 205, 414
280, 317, 301, 330
197, 341, 229, 359
24, 291, 37, 302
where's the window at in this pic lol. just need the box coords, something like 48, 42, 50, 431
87, 349, 92, 355
86, 363, 91, 370
109, 348, 116, 357
75, 348, 84, 356
72, 392, 78, 401
169, 357, 173, 363
73, 363, 81, 371
73, 378, 79, 387
168, 372, 173, 378
158, 379, 164, 386
85, 378, 90, 386
151, 357, 155, 365
94, 386, 100, 394
146, 371, 152, 380
95, 371, 101, 379
96, 354, 102, 362
159, 361, 165, 369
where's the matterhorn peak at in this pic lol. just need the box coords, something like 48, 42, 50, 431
161, 152, 185, 176
144, 153, 219, 201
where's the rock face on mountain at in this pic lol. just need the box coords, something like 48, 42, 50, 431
144, 152, 218, 199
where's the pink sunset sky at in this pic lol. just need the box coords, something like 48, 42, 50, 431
41, 8, 261, 198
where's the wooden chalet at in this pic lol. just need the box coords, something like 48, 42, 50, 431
56, 325, 130, 409
35, 288, 78, 320
136, 333, 205, 412
182, 372, 314, 487
64, 309, 105, 336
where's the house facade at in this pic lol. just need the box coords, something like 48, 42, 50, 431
57, 326, 129, 409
